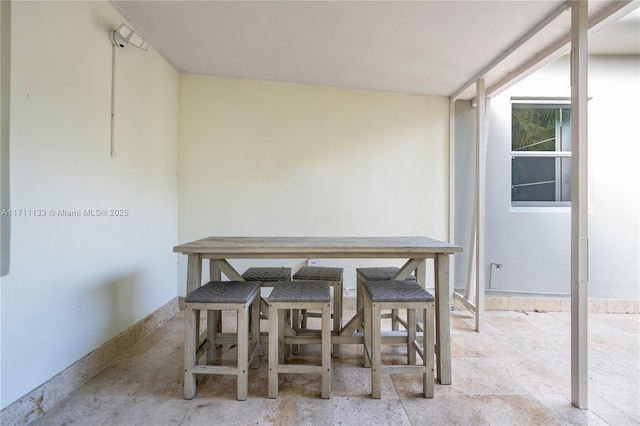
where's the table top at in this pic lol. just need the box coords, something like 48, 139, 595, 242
173, 236, 462, 258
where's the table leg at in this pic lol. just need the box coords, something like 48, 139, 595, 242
210, 259, 222, 281
186, 254, 202, 295
435, 253, 451, 385
185, 254, 203, 385
416, 260, 427, 286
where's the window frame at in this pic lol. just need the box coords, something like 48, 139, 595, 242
510, 97, 572, 208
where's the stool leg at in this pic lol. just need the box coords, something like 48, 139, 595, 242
321, 301, 331, 399
278, 309, 286, 364
194, 309, 201, 359
392, 308, 399, 331
214, 310, 222, 333
184, 307, 197, 400
363, 292, 372, 368
371, 302, 382, 399
408, 308, 416, 365
425, 304, 435, 398
333, 280, 342, 358
260, 298, 270, 320
250, 295, 261, 369
237, 304, 249, 401
292, 309, 300, 355
356, 275, 364, 331
268, 303, 279, 399
207, 309, 218, 365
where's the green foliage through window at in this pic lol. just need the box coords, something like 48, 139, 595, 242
512, 105, 558, 151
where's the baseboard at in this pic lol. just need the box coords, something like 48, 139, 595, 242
0, 297, 180, 426
344, 294, 638, 314
454, 295, 639, 314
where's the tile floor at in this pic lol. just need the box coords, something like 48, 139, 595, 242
34, 309, 639, 425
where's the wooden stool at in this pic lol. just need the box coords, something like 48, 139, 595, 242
356, 267, 416, 331
363, 280, 434, 399
268, 281, 332, 399
183, 281, 260, 401
292, 266, 343, 357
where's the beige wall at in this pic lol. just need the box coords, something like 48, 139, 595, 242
0, 1, 179, 408
178, 75, 449, 290
2, 3, 450, 409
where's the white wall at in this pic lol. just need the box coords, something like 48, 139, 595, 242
178, 75, 450, 291
585, 56, 639, 299
484, 58, 572, 294
455, 55, 640, 299
0, 1, 179, 409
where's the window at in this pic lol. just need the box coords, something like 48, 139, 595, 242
511, 98, 571, 206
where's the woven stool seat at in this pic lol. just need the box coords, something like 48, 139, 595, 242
293, 266, 343, 281
185, 281, 260, 304
268, 281, 330, 303
364, 281, 434, 303
242, 267, 292, 282
357, 267, 416, 282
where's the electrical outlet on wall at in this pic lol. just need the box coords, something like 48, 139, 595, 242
308, 259, 319, 266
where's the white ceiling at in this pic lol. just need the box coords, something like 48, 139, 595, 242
111, 1, 640, 100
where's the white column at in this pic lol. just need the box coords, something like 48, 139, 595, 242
449, 100, 456, 305
570, 0, 589, 409
475, 78, 486, 332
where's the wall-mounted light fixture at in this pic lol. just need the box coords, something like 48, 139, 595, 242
110, 24, 149, 50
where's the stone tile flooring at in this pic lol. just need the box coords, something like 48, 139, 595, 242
34, 310, 639, 425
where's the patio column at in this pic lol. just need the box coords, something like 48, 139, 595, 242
570, 0, 589, 409
474, 78, 486, 332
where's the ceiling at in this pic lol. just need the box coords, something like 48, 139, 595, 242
110, 1, 639, 100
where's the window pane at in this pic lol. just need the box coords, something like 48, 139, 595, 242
512, 157, 556, 201
512, 105, 557, 151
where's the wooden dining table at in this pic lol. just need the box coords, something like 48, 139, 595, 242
173, 236, 461, 385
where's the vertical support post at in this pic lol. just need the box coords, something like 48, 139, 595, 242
570, 0, 589, 409
475, 78, 487, 332
448, 100, 456, 304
